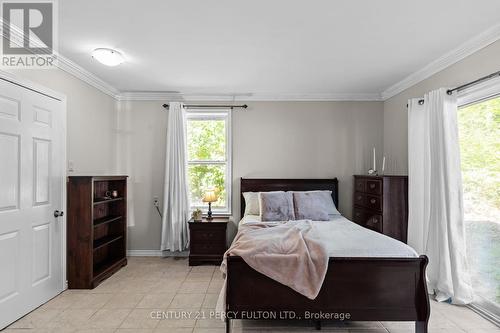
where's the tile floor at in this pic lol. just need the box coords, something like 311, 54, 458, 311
4, 257, 499, 333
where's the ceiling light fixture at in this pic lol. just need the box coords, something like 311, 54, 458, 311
92, 48, 124, 66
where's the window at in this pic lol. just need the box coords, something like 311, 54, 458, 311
186, 110, 231, 215
458, 95, 499, 320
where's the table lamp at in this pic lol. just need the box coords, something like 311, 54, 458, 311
202, 188, 218, 220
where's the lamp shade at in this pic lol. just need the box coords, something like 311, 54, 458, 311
202, 189, 218, 203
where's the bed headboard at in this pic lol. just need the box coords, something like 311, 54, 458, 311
240, 178, 339, 218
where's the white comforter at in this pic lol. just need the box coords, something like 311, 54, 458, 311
216, 215, 418, 314
239, 214, 418, 258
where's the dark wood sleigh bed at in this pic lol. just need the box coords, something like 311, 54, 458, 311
224, 178, 430, 333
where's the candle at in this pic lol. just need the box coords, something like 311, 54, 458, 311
382, 156, 385, 173
373, 147, 376, 171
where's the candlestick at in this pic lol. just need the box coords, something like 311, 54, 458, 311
382, 156, 385, 174
373, 147, 376, 171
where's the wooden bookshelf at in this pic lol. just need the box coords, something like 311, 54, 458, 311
67, 176, 128, 289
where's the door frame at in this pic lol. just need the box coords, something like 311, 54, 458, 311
0, 69, 68, 292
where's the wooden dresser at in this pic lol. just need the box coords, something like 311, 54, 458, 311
67, 176, 128, 288
352, 175, 408, 243
188, 217, 228, 266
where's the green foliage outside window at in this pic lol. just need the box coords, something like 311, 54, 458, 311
458, 96, 499, 307
186, 118, 227, 209
458, 97, 500, 216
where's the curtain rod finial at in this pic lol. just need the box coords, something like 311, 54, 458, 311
162, 103, 168, 108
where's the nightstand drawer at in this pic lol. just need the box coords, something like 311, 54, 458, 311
190, 229, 226, 241
190, 241, 225, 255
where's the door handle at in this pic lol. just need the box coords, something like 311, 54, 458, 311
54, 210, 64, 218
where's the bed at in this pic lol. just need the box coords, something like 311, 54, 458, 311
223, 178, 430, 333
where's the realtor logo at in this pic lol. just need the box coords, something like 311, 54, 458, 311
1, 0, 57, 68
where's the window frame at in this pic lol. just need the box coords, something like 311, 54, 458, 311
185, 108, 232, 216
457, 78, 500, 324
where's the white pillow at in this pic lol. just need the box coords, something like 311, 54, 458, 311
242, 192, 260, 216
292, 190, 340, 216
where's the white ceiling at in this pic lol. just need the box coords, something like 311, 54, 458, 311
59, 0, 500, 99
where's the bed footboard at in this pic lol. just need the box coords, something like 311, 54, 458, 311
225, 255, 429, 333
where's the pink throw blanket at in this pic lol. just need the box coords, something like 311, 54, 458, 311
220, 220, 329, 299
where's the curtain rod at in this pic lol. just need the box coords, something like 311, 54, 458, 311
446, 70, 500, 95
406, 69, 500, 107
162, 103, 248, 110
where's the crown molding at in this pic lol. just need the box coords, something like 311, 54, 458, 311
56, 54, 121, 99
117, 92, 243, 101
0, 18, 121, 99
381, 24, 500, 100
236, 92, 383, 102
3, 17, 498, 103
117, 91, 383, 102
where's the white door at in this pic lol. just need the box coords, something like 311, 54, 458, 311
0, 78, 65, 329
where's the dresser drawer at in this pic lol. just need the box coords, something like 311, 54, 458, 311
354, 192, 366, 206
354, 178, 365, 192
365, 194, 382, 211
354, 192, 382, 211
352, 207, 382, 233
366, 179, 382, 195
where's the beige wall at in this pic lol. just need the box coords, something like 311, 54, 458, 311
117, 100, 384, 250
11, 36, 499, 251
114, 100, 167, 251
6, 68, 117, 175
383, 40, 500, 175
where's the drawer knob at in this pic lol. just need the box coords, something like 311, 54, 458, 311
357, 196, 362, 200
369, 184, 376, 189
370, 199, 376, 204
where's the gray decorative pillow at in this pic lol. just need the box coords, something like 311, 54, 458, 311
293, 191, 336, 221
259, 191, 295, 222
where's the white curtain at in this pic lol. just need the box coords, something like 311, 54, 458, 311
407, 88, 473, 304
160, 102, 190, 252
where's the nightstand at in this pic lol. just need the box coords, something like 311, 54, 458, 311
188, 217, 228, 266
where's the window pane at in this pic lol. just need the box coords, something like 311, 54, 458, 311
458, 96, 500, 314
188, 164, 227, 209
187, 119, 226, 161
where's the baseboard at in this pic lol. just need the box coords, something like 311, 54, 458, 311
127, 250, 189, 257
127, 250, 163, 257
